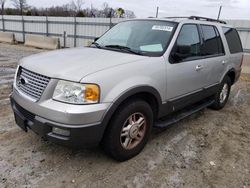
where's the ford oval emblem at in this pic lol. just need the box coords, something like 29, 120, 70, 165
20, 77, 28, 85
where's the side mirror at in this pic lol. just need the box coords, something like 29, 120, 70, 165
171, 45, 191, 63
94, 37, 99, 42
177, 45, 191, 55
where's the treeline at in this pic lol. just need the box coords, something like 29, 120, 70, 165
0, 0, 136, 18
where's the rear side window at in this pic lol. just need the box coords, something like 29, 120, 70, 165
222, 27, 243, 54
201, 25, 224, 56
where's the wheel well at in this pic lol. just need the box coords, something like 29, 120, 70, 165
117, 92, 159, 119
101, 92, 159, 143
227, 70, 235, 84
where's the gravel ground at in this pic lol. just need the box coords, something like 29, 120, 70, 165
0, 43, 45, 85
0, 43, 250, 188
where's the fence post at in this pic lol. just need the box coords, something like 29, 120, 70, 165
109, 8, 113, 29
63, 31, 66, 48
21, 15, 25, 43
46, 15, 49, 36
109, 15, 113, 29
74, 16, 77, 47
1, 14, 5, 31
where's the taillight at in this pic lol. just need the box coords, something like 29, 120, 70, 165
240, 54, 244, 67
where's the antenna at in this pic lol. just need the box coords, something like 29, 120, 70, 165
217, 6, 222, 20
156, 7, 159, 18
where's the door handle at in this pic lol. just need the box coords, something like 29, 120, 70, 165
196, 65, 203, 71
222, 60, 227, 65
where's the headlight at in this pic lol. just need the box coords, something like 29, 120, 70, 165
53, 80, 100, 104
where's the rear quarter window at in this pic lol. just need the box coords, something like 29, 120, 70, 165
222, 27, 243, 54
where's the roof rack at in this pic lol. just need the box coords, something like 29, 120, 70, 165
164, 16, 189, 19
189, 16, 227, 24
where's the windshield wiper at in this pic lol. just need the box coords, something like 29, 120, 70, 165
104, 45, 143, 55
91, 42, 102, 49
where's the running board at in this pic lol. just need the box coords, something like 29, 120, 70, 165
154, 99, 215, 128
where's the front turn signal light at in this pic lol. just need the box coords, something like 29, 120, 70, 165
85, 84, 100, 102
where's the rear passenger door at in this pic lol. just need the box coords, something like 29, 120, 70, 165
199, 25, 226, 86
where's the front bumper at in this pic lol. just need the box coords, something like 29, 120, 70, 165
10, 96, 108, 148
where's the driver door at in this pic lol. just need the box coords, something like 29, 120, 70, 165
166, 24, 208, 110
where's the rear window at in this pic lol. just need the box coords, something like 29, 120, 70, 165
201, 25, 224, 56
222, 27, 243, 54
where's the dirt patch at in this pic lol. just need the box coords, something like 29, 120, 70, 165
0, 43, 45, 86
0, 43, 249, 188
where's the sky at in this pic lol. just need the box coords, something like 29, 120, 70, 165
5, 0, 250, 19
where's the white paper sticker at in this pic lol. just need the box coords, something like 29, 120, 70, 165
152, 25, 173, 32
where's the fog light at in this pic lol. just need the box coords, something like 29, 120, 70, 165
52, 127, 70, 137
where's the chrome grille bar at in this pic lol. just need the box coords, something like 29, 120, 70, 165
16, 67, 50, 101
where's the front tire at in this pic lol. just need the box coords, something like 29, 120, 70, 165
210, 76, 231, 110
102, 99, 153, 161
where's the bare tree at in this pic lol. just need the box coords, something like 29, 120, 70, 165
123, 10, 136, 18
11, 0, 29, 15
2, 1, 136, 18
71, 0, 84, 12
0, 0, 6, 15
102, 2, 112, 17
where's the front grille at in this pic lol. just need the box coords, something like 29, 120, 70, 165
16, 67, 50, 101
15, 102, 35, 121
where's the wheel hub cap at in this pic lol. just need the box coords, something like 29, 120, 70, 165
120, 112, 146, 150
129, 124, 140, 138
220, 83, 229, 103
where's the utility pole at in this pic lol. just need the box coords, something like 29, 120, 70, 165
217, 6, 222, 20
156, 6, 159, 18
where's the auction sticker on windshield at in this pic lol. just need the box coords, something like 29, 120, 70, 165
152, 25, 173, 32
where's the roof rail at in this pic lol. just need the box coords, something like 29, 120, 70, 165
164, 16, 189, 19
189, 16, 227, 24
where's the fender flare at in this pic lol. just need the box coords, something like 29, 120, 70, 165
221, 68, 236, 84
100, 85, 162, 131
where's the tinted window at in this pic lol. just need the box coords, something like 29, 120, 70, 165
215, 28, 224, 54
223, 27, 243, 53
201, 25, 224, 56
170, 24, 201, 63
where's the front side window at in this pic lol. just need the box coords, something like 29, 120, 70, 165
95, 20, 177, 56
170, 24, 201, 63
201, 25, 224, 56
222, 27, 243, 54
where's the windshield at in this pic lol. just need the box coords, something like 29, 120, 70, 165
95, 20, 177, 56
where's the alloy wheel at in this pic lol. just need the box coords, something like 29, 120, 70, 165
120, 112, 147, 150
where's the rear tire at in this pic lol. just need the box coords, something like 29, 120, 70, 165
102, 99, 153, 161
210, 76, 231, 110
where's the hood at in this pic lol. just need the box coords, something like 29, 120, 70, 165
20, 47, 148, 82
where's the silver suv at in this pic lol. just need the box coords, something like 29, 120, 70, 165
10, 16, 243, 161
